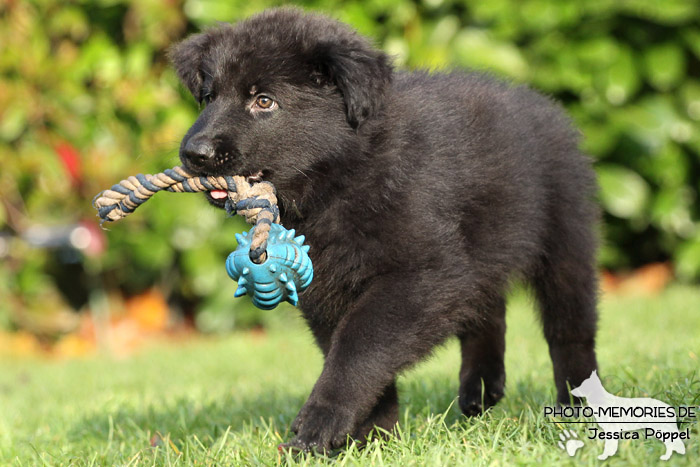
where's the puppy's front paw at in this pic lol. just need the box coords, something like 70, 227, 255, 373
287, 401, 355, 452
291, 412, 302, 435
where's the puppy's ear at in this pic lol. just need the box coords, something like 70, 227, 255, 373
314, 43, 393, 129
169, 33, 211, 102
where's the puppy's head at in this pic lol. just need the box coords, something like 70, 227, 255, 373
170, 8, 393, 208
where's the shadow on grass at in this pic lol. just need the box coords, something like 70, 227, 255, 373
67, 390, 308, 450
66, 372, 557, 454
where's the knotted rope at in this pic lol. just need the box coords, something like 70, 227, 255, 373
92, 166, 279, 263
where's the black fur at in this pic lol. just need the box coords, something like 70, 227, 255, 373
170, 7, 599, 452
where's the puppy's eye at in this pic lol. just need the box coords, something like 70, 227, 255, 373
202, 92, 214, 105
254, 95, 276, 110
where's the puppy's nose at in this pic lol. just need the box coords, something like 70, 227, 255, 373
183, 137, 216, 169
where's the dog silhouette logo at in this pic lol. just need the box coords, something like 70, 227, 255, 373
571, 370, 687, 461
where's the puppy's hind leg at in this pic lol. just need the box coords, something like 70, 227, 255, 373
458, 296, 506, 416
533, 196, 599, 405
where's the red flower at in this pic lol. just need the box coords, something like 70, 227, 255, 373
54, 143, 83, 186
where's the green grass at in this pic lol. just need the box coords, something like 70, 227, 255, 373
1, 286, 699, 466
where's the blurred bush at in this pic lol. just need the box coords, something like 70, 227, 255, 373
0, 0, 698, 334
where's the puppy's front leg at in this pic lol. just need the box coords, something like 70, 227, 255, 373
287, 275, 453, 452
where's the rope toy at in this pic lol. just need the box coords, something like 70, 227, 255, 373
93, 166, 313, 309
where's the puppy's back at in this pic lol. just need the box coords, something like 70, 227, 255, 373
382, 70, 596, 280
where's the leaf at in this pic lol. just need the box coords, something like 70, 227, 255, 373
0, 107, 27, 142
621, 0, 699, 25
452, 29, 529, 80
597, 164, 650, 219
602, 46, 640, 105
576, 37, 620, 68
680, 81, 700, 121
643, 43, 686, 91
675, 236, 700, 281
650, 186, 695, 238
682, 28, 700, 61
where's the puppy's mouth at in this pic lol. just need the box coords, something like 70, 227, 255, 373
205, 170, 266, 208
245, 170, 264, 184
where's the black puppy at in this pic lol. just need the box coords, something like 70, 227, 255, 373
170, 8, 599, 452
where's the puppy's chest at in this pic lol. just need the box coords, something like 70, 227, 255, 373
300, 240, 374, 316
292, 222, 384, 318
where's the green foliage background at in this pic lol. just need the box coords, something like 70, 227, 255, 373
1, 0, 699, 331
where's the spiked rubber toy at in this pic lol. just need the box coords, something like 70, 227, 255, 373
226, 224, 313, 310
93, 166, 314, 311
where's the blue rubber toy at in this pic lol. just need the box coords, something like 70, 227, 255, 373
93, 167, 313, 311
226, 223, 313, 310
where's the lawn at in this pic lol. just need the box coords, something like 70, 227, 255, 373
1, 286, 699, 466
